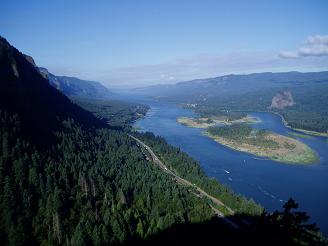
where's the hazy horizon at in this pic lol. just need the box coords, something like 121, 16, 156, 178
1, 0, 328, 88
1, 2, 328, 242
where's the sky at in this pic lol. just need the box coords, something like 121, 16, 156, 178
1, 0, 328, 88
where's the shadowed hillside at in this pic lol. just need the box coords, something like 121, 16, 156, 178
0, 37, 107, 146
0, 36, 326, 245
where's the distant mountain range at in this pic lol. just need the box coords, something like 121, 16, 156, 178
1, 36, 326, 245
135, 71, 328, 133
135, 71, 328, 102
24, 55, 112, 99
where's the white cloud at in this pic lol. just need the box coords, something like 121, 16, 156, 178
279, 51, 299, 59
306, 35, 328, 45
279, 35, 328, 59
95, 51, 328, 87
51, 38, 328, 88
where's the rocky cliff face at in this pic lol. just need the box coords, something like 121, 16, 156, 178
0, 37, 106, 145
23, 54, 36, 67
23, 54, 112, 99
269, 91, 295, 109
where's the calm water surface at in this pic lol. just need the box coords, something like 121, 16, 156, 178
122, 96, 328, 235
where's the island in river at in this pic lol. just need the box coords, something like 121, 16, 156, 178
177, 116, 318, 164
177, 115, 260, 128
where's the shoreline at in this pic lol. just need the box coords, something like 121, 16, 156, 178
269, 111, 328, 137
203, 131, 319, 165
182, 104, 328, 137
173, 98, 327, 136
175, 111, 323, 164
177, 115, 261, 129
245, 110, 328, 137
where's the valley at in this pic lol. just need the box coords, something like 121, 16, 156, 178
133, 99, 328, 237
0, 37, 268, 245
136, 72, 328, 135
1, 37, 327, 243
2, 1, 328, 245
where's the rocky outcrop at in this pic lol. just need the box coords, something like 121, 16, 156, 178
269, 91, 295, 110
23, 54, 36, 67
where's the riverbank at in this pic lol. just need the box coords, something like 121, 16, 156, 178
287, 131, 313, 139
177, 115, 260, 128
204, 128, 319, 164
177, 114, 319, 164
193, 108, 328, 137
133, 99, 328, 235
269, 111, 328, 137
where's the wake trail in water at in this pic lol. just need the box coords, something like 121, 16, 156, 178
258, 185, 285, 203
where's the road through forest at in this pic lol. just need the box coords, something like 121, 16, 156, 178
129, 134, 241, 229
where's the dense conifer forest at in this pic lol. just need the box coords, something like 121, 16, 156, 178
72, 97, 149, 128
0, 36, 327, 245
0, 113, 218, 244
133, 131, 262, 215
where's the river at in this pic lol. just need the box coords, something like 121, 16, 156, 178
118, 95, 328, 235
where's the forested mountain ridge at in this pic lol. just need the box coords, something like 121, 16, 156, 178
136, 71, 328, 99
0, 37, 107, 145
40, 68, 112, 99
0, 36, 326, 245
0, 35, 218, 245
24, 54, 112, 99
135, 71, 328, 133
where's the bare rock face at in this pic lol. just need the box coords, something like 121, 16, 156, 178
269, 91, 295, 110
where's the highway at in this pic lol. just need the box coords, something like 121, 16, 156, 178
129, 134, 240, 229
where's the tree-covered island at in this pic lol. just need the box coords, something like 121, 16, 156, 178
205, 125, 319, 164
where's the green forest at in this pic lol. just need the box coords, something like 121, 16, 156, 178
133, 131, 262, 215
192, 83, 328, 133
146, 73, 328, 133
207, 125, 279, 149
0, 112, 216, 244
72, 98, 149, 129
1, 112, 326, 245
0, 36, 327, 245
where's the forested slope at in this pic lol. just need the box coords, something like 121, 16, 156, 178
136, 72, 328, 133
0, 36, 326, 245
0, 114, 216, 244
72, 97, 149, 128
0, 36, 217, 245
133, 132, 262, 215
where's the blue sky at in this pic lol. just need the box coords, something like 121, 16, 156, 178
1, 0, 328, 87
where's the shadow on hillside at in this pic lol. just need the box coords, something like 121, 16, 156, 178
122, 214, 280, 246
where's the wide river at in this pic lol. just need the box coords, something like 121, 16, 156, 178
123, 96, 328, 235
